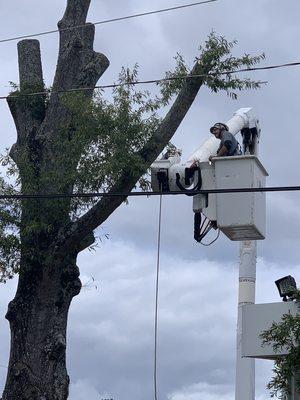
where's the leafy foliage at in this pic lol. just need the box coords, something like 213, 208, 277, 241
260, 291, 300, 398
62, 65, 164, 216
0, 32, 266, 281
198, 32, 266, 99
0, 171, 21, 282
159, 32, 266, 100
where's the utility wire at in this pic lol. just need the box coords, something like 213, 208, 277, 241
0, 0, 217, 44
154, 192, 163, 400
2, 60, 300, 100
2, 185, 300, 200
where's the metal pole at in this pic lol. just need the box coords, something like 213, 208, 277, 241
235, 240, 256, 400
290, 372, 300, 400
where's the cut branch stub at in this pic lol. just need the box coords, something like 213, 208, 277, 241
40, 0, 109, 144
53, 0, 109, 94
18, 40, 44, 91
53, 23, 109, 93
7, 39, 45, 157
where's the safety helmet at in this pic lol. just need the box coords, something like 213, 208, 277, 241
210, 123, 229, 133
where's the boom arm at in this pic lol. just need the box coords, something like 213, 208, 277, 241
188, 107, 260, 164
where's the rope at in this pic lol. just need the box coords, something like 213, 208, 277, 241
154, 192, 163, 400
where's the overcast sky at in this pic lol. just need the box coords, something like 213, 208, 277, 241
1, 1, 300, 399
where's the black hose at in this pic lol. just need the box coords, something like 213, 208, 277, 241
175, 167, 202, 196
194, 212, 202, 242
194, 212, 218, 243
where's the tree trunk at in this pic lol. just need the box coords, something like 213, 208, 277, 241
2, 247, 81, 400
2, 3, 109, 395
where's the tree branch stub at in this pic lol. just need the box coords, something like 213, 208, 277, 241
7, 40, 45, 161
18, 40, 44, 91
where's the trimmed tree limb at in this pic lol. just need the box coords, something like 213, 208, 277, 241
7, 40, 45, 163
7, 40, 45, 131
53, 0, 109, 94
40, 1, 109, 143
52, 23, 109, 93
18, 40, 44, 91
56, 61, 210, 250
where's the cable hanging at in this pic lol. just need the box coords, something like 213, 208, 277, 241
0, 0, 217, 44
194, 212, 220, 245
2, 60, 300, 101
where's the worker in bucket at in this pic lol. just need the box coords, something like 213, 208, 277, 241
208, 122, 242, 161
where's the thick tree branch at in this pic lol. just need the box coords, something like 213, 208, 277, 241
40, 0, 109, 143
59, 0, 91, 29
52, 23, 109, 93
77, 232, 95, 252
7, 40, 45, 163
17, 40, 44, 91
7, 40, 45, 128
53, 0, 108, 93
55, 61, 210, 251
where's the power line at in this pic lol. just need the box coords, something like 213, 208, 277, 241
2, 60, 300, 101
2, 185, 300, 200
0, 72, 262, 99
0, 61, 300, 100
0, 0, 217, 44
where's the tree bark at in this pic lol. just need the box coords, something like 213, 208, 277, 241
2, 249, 81, 400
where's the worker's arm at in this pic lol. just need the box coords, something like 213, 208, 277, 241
209, 144, 228, 161
216, 144, 229, 157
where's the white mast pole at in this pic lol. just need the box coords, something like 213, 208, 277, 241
235, 240, 256, 400
235, 108, 260, 400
